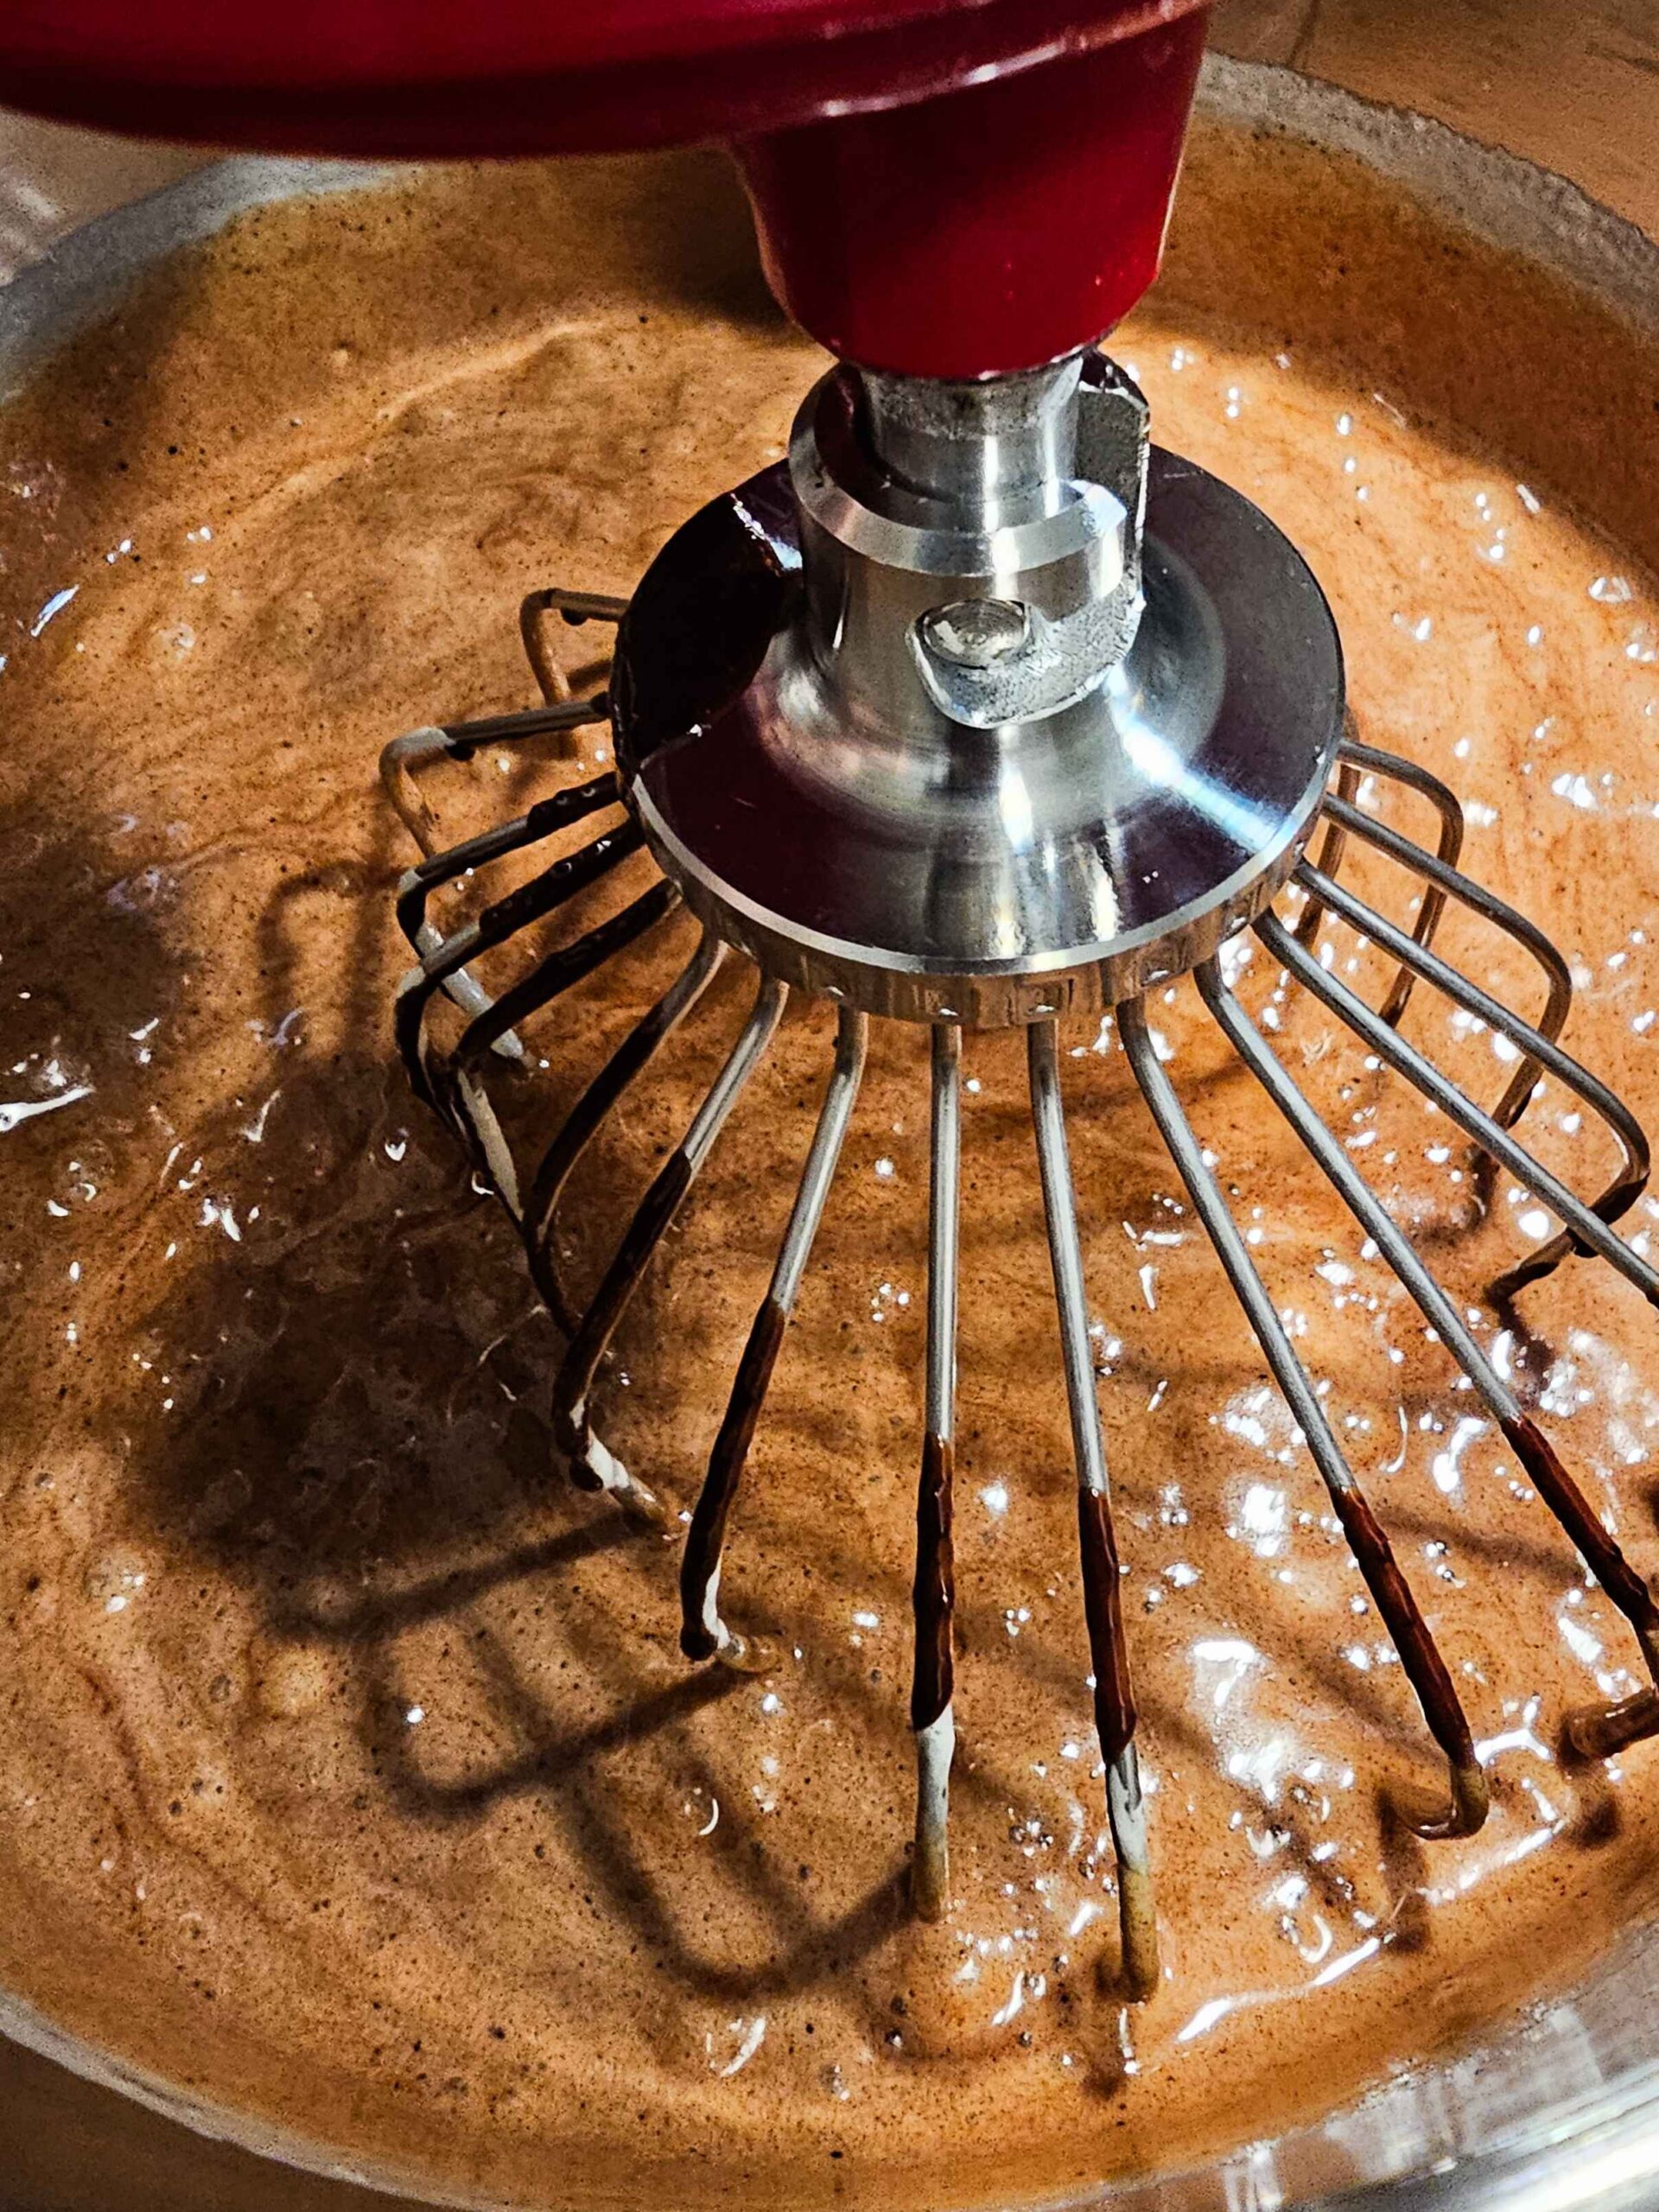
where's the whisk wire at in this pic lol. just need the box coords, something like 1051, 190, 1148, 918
1120, 995, 1489, 1841
1264, 895, 1657, 1302
525, 928, 727, 1336
1198, 957, 1659, 1750
911, 1023, 962, 1922
382, 567, 1659, 1969
394, 797, 636, 1110
681, 1007, 868, 1670
518, 587, 627, 706
381, 696, 610, 855
1298, 739, 1467, 1018
1318, 791, 1573, 1129
391, 760, 620, 1059
550, 972, 789, 1518
1028, 1019, 1158, 1994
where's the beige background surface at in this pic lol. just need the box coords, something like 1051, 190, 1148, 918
1213, 0, 1659, 235
0, 4, 1656, 2206
0, 111, 199, 283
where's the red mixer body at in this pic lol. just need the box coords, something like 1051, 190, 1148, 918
0, 0, 1209, 373
734, 15, 1205, 378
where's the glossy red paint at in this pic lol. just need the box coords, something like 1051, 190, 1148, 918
0, 0, 1209, 374
736, 10, 1207, 372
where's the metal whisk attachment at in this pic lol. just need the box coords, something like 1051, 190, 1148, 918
384, 350, 1659, 1997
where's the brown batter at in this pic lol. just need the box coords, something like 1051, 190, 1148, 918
3, 117, 1659, 2211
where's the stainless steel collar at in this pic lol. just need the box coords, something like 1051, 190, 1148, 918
613, 347, 1344, 1024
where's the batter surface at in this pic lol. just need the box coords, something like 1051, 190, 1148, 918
3, 118, 1659, 2209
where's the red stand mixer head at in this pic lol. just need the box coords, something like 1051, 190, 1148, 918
0, 0, 1209, 374
734, 17, 1205, 378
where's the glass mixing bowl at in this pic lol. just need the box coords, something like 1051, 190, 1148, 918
1, 21, 1658, 2210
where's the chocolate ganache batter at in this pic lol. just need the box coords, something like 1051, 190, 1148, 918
3, 109, 1659, 2212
